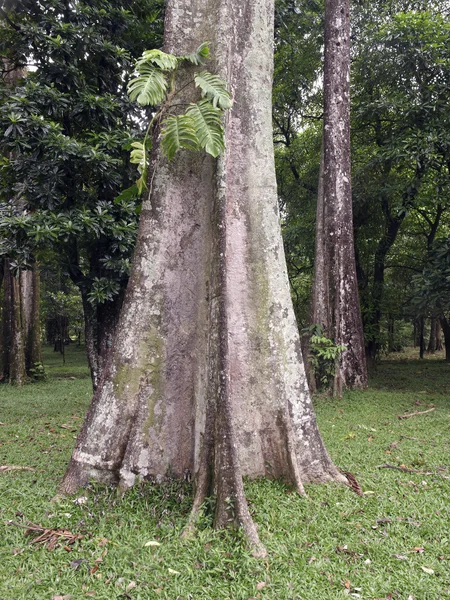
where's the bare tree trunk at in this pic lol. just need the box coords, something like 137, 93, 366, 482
61, 0, 347, 556
419, 316, 425, 360
81, 293, 100, 389
2, 261, 27, 385
436, 319, 443, 351
312, 0, 367, 395
20, 264, 41, 373
80, 291, 124, 391
440, 316, 450, 363
427, 317, 438, 354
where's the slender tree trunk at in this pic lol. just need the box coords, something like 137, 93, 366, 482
436, 319, 443, 351
20, 264, 41, 373
80, 290, 124, 390
311, 0, 367, 395
427, 317, 438, 354
81, 292, 100, 389
2, 261, 27, 385
440, 316, 450, 363
61, 0, 347, 556
419, 316, 425, 360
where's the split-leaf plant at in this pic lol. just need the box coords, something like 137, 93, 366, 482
127, 43, 232, 193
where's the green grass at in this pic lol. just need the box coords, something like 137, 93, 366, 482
0, 346, 449, 599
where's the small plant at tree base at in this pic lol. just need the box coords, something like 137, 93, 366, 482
127, 43, 232, 193
304, 324, 346, 391
29, 361, 47, 382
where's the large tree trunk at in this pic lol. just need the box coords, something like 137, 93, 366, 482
20, 264, 42, 372
311, 0, 367, 395
61, 0, 347, 556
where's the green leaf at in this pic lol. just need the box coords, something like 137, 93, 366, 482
161, 114, 200, 161
127, 64, 167, 106
182, 42, 211, 66
194, 71, 232, 109
186, 100, 225, 158
130, 141, 148, 194
137, 49, 178, 71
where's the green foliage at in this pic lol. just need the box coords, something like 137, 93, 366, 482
185, 100, 225, 157
0, 0, 164, 312
28, 361, 47, 382
411, 237, 450, 319
194, 71, 233, 109
127, 63, 168, 106
161, 114, 199, 161
126, 43, 232, 192
304, 324, 346, 389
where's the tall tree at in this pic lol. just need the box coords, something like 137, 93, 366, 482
0, 0, 163, 388
351, 7, 450, 361
61, 0, 347, 556
311, 0, 367, 395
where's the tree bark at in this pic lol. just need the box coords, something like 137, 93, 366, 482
1, 260, 27, 385
80, 290, 124, 391
61, 0, 346, 556
440, 315, 450, 363
427, 317, 438, 354
311, 0, 367, 395
20, 264, 42, 372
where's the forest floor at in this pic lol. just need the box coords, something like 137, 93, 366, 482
0, 345, 449, 600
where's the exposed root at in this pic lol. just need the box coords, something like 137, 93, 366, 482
341, 470, 364, 496
398, 407, 435, 419
280, 411, 306, 496
0, 465, 34, 473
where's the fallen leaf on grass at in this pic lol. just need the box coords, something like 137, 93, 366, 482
126, 582, 137, 592
144, 540, 161, 547
9, 520, 83, 550
410, 547, 425, 553
256, 582, 266, 590
421, 566, 434, 575
51, 596, 73, 600
393, 554, 408, 560
168, 568, 180, 575
69, 558, 87, 570
73, 496, 88, 505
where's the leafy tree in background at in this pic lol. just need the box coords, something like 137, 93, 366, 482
351, 5, 450, 362
0, 0, 163, 387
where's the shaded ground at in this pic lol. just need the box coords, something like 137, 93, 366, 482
0, 346, 449, 599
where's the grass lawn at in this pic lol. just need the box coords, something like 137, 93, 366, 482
0, 345, 449, 599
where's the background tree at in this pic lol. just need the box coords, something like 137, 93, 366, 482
0, 0, 163, 388
311, 0, 367, 395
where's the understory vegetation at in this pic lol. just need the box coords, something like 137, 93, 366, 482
0, 346, 448, 600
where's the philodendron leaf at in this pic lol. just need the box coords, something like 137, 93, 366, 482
137, 49, 178, 71
182, 42, 211, 65
130, 141, 148, 193
161, 114, 200, 161
127, 64, 167, 106
194, 71, 232, 109
186, 99, 225, 158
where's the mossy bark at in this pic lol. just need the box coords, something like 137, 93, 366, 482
61, 0, 346, 556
